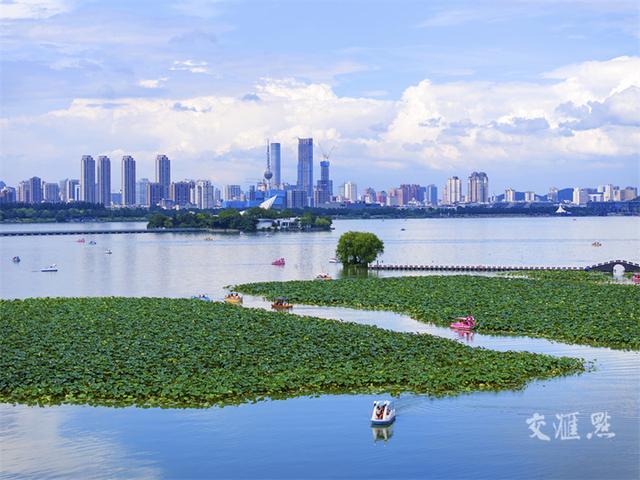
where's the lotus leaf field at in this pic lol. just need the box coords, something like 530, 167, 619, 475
0, 297, 583, 408
236, 273, 640, 350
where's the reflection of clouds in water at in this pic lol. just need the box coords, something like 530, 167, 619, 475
0, 405, 160, 479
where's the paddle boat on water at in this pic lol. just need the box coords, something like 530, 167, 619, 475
76, 238, 85, 243
41, 264, 58, 272
105, 249, 112, 255
271, 258, 286, 266
204, 237, 214, 241
191, 294, 212, 302
371, 400, 396, 426
591, 241, 602, 247
224, 292, 243, 304
450, 315, 477, 331
88, 240, 97, 245
329, 257, 339, 264
632, 273, 640, 285
12, 256, 21, 263
271, 297, 293, 310
315, 273, 332, 281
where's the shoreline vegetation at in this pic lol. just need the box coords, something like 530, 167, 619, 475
1, 201, 637, 225
236, 272, 640, 350
0, 297, 583, 408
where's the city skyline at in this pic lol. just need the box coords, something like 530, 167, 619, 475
1, 1, 638, 191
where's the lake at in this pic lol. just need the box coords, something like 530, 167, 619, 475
1, 217, 639, 479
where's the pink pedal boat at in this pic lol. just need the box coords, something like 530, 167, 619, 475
450, 315, 477, 331
271, 258, 285, 266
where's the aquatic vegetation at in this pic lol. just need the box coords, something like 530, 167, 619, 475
0, 297, 582, 408
237, 273, 640, 350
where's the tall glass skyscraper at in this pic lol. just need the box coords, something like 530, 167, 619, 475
270, 142, 281, 188
297, 138, 313, 205
121, 155, 136, 206
314, 160, 332, 205
155, 154, 171, 200
80, 155, 96, 203
97, 155, 111, 206
467, 172, 489, 203
426, 184, 438, 206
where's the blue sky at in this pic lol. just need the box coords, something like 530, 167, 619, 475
1, 0, 639, 193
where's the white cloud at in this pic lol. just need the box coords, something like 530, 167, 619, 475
138, 77, 168, 89
2, 57, 639, 187
170, 60, 210, 74
0, 0, 71, 20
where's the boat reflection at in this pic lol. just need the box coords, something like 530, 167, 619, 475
371, 425, 394, 443
454, 330, 475, 343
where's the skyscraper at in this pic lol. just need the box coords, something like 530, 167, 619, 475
315, 159, 333, 205
426, 184, 438, 206
97, 155, 111, 206
270, 142, 281, 188
343, 181, 358, 202
224, 184, 242, 201
80, 155, 96, 203
135, 178, 149, 206
297, 138, 313, 205
194, 180, 215, 209
121, 155, 136, 206
467, 172, 489, 203
444, 176, 461, 205
29, 176, 43, 204
155, 154, 171, 200
61, 179, 79, 203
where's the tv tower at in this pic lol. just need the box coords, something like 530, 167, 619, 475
263, 140, 273, 189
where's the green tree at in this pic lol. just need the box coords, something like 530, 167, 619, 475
336, 231, 384, 266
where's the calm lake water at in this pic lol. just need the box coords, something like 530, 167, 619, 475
1, 217, 639, 479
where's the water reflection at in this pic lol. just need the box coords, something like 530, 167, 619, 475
371, 425, 394, 443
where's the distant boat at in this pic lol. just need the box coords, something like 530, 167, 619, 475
271, 258, 285, 266
12, 256, 21, 263
591, 242, 602, 247
371, 401, 396, 426
329, 257, 339, 264
88, 240, 97, 245
315, 273, 332, 281
41, 264, 58, 272
105, 249, 113, 254
76, 238, 85, 243
204, 237, 214, 241
191, 294, 212, 302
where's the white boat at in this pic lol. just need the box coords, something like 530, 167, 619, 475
41, 264, 58, 272
371, 400, 396, 425
105, 249, 112, 254
329, 257, 339, 263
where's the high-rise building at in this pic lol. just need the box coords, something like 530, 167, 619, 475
315, 160, 333, 205
505, 188, 517, 203
343, 181, 358, 202
60, 179, 79, 203
524, 191, 536, 202
193, 180, 216, 209
286, 189, 307, 209
97, 155, 111, 206
147, 182, 163, 207
270, 143, 281, 188
80, 155, 96, 203
620, 186, 638, 201
444, 176, 461, 205
29, 176, 43, 203
467, 172, 489, 203
155, 154, 171, 200
426, 184, 438, 206
0, 186, 16, 204
136, 178, 149, 206
170, 181, 193, 207
572, 187, 589, 206
43, 182, 60, 203
297, 138, 313, 205
548, 187, 559, 202
376, 190, 387, 205
362, 187, 377, 204
224, 184, 242, 201
17, 180, 30, 203
400, 184, 424, 203
121, 155, 136, 206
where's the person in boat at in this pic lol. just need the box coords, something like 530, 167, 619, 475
376, 404, 385, 419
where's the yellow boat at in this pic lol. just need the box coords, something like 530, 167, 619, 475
224, 293, 243, 304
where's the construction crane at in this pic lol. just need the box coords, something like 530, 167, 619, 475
317, 141, 335, 162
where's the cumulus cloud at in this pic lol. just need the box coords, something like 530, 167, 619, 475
138, 77, 168, 89
169, 60, 210, 74
1, 56, 639, 187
